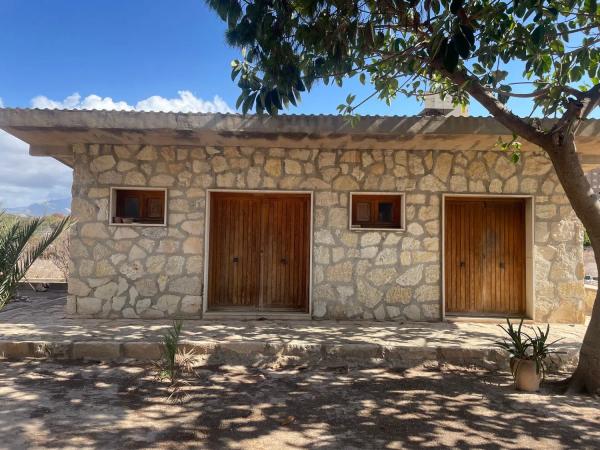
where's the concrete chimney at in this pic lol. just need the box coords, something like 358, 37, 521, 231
421, 93, 469, 117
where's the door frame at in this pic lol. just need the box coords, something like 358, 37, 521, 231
441, 194, 535, 320
203, 189, 314, 318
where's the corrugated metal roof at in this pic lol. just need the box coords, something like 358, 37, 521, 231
2, 108, 600, 165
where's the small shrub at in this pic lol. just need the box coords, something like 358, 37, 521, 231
154, 320, 198, 402
160, 320, 183, 384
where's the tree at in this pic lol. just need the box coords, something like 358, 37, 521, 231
206, 0, 600, 393
0, 213, 71, 310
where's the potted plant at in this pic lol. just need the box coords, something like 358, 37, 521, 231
496, 319, 561, 392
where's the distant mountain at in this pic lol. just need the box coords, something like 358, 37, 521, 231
6, 198, 71, 217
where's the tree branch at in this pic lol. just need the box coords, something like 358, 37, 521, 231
580, 84, 600, 120
486, 86, 551, 98
442, 68, 548, 147
551, 83, 600, 144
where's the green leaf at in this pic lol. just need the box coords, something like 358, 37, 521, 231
531, 25, 545, 46
287, 89, 297, 107
255, 94, 264, 114
472, 63, 486, 75
271, 89, 283, 110
550, 40, 564, 54
570, 65, 584, 82
295, 78, 306, 92
586, 0, 598, 14
241, 92, 256, 114
491, 70, 509, 83
230, 66, 242, 81
235, 92, 246, 110
359, 73, 366, 85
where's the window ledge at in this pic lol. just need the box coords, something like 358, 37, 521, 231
349, 227, 406, 232
109, 222, 167, 227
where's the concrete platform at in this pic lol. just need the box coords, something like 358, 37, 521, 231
0, 290, 588, 371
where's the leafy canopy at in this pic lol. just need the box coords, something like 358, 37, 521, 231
206, 0, 600, 118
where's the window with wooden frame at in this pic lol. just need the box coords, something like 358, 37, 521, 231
110, 188, 167, 226
350, 193, 405, 230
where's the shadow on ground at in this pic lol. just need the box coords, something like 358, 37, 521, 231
1, 359, 599, 449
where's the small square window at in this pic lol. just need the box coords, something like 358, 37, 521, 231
110, 188, 167, 226
350, 193, 404, 230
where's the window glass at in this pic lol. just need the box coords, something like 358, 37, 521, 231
378, 202, 393, 222
350, 194, 403, 230
111, 188, 166, 225
123, 197, 140, 217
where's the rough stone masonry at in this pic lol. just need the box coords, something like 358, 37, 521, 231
67, 143, 586, 322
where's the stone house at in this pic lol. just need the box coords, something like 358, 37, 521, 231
1, 108, 597, 323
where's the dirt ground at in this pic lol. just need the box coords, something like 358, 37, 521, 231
1, 360, 599, 449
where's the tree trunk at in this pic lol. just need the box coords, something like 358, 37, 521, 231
543, 136, 600, 394
568, 275, 600, 394
448, 68, 600, 393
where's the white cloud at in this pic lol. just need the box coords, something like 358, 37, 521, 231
31, 93, 133, 111
31, 90, 232, 113
0, 131, 72, 209
0, 98, 4, 107
136, 91, 232, 113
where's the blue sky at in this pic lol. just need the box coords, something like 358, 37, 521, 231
0, 0, 429, 115
0, 0, 533, 208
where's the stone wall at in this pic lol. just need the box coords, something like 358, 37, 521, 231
68, 143, 586, 322
584, 285, 597, 315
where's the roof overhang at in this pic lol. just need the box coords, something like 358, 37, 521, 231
2, 108, 600, 169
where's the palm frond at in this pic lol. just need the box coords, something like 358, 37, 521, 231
0, 214, 71, 311
17, 216, 71, 279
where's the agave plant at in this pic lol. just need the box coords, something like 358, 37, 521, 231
0, 212, 71, 310
496, 319, 531, 360
497, 319, 563, 378
526, 324, 564, 378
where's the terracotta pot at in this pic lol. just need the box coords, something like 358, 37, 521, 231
511, 358, 542, 392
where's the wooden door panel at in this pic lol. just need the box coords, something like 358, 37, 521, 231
483, 200, 526, 315
445, 198, 525, 316
261, 194, 310, 311
208, 193, 262, 309
445, 200, 484, 313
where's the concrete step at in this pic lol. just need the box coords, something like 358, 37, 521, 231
0, 339, 580, 372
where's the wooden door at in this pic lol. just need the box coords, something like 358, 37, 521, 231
207, 192, 310, 312
445, 198, 526, 316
